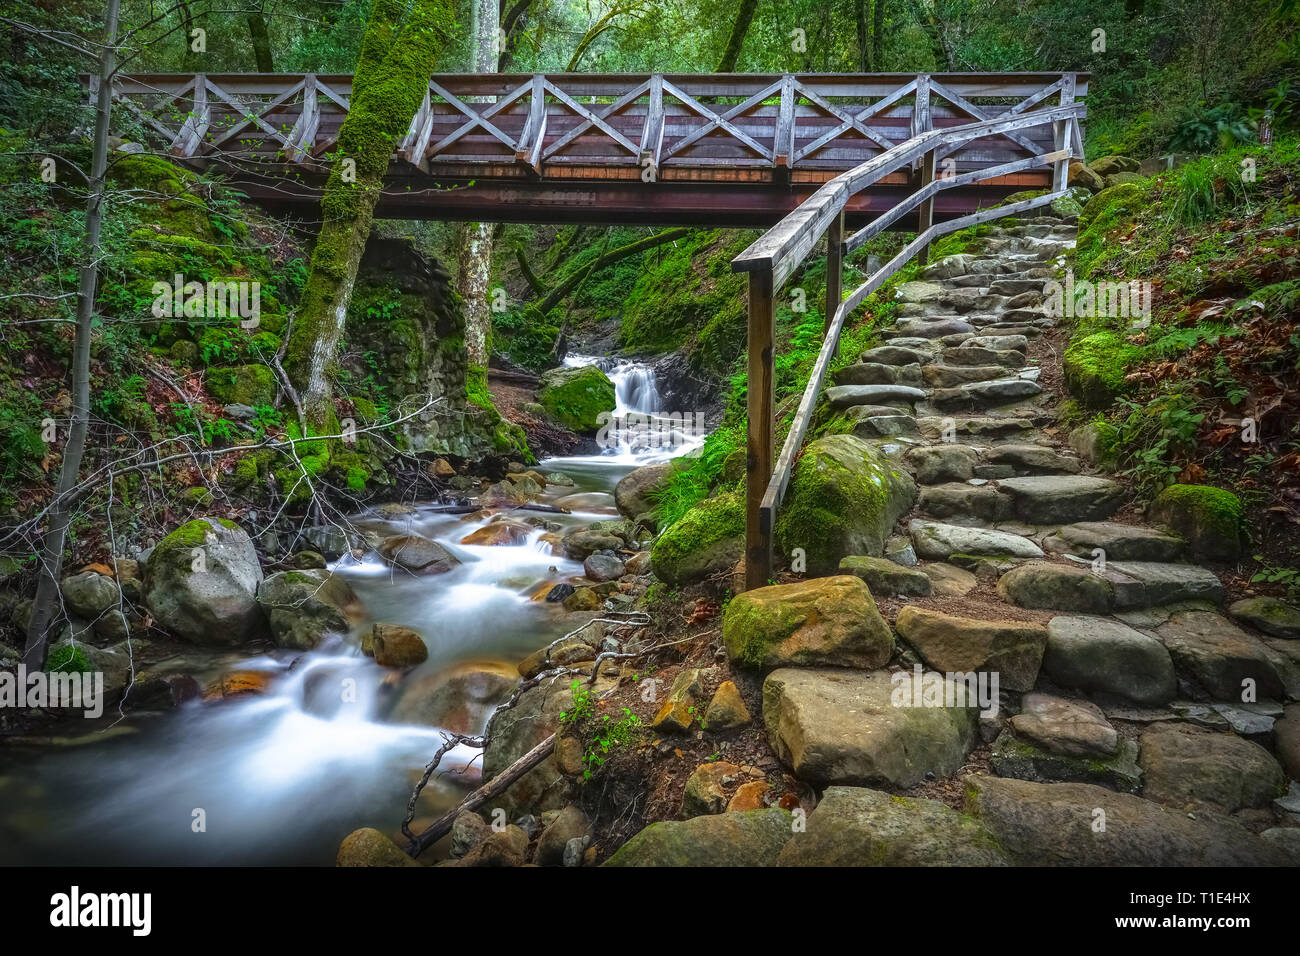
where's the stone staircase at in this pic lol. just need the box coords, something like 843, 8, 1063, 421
706, 211, 1300, 865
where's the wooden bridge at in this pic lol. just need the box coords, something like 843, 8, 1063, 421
103, 70, 1087, 586
101, 71, 1086, 226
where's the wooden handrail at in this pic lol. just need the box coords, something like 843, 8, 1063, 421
733, 84, 1085, 589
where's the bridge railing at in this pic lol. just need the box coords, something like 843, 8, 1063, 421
732, 93, 1086, 589
94, 71, 1084, 184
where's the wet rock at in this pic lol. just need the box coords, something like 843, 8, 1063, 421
336, 827, 419, 867
583, 553, 625, 582
368, 622, 428, 669
460, 520, 532, 546
391, 663, 516, 732
562, 587, 602, 612
723, 576, 893, 671
1139, 722, 1286, 812
603, 809, 793, 866
777, 786, 1009, 866
377, 534, 461, 574
614, 462, 674, 529
1043, 615, 1177, 705
450, 811, 492, 859
763, 668, 977, 788
256, 569, 356, 651
144, 517, 266, 645
895, 606, 1047, 692
517, 639, 597, 679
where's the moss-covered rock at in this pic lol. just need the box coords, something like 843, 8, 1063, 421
774, 434, 917, 574
256, 569, 357, 650
206, 365, 276, 407
722, 575, 893, 671
649, 492, 744, 586
1062, 331, 1144, 409
1068, 420, 1119, 469
1147, 484, 1244, 562
603, 808, 793, 866
537, 365, 616, 433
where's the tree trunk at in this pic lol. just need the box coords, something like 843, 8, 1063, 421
456, 0, 497, 370
855, 0, 871, 70
23, 0, 122, 670
284, 0, 454, 432
533, 228, 689, 316
873, 0, 886, 69
247, 10, 275, 72
715, 0, 759, 72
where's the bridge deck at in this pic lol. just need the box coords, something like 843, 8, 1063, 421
101, 72, 1087, 226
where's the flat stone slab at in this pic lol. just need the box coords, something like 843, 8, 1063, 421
860, 344, 935, 366
890, 317, 976, 338
998, 561, 1114, 613
991, 730, 1141, 792
895, 605, 1047, 692
965, 334, 1028, 351
918, 482, 1014, 523
1106, 561, 1223, 608
982, 443, 1080, 475
1011, 692, 1119, 757
995, 475, 1124, 523
904, 445, 979, 484
1139, 722, 1286, 812
942, 345, 1026, 368
777, 786, 1009, 866
834, 362, 923, 388
964, 776, 1291, 866
1042, 521, 1185, 562
1156, 610, 1286, 700
917, 416, 1037, 441
909, 519, 1043, 560
1229, 597, 1300, 639
762, 668, 978, 788
1044, 615, 1178, 705
929, 379, 1044, 411
838, 555, 932, 597
825, 384, 927, 408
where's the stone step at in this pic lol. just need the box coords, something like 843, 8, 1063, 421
922, 363, 1012, 388
885, 318, 976, 339
927, 378, 1044, 412
918, 482, 1014, 523
941, 345, 1027, 368
966, 334, 1028, 352
989, 278, 1050, 296
825, 383, 927, 408
834, 361, 922, 388
860, 344, 936, 366
994, 475, 1124, 523
905, 444, 981, 483
916, 416, 1038, 442
909, 519, 1044, 560
997, 560, 1223, 612
1042, 521, 1185, 562
981, 443, 1080, 476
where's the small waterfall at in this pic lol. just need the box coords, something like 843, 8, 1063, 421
564, 354, 662, 415
563, 354, 704, 462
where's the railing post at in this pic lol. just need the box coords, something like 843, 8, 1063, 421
825, 210, 843, 332
745, 268, 775, 592
916, 147, 937, 267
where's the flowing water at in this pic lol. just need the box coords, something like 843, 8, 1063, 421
0, 357, 699, 865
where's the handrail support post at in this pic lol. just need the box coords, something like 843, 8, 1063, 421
745, 268, 775, 592
825, 210, 843, 332
916, 147, 938, 268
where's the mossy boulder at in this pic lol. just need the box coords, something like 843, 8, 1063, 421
650, 492, 744, 586
1147, 484, 1244, 562
603, 808, 793, 866
1068, 421, 1119, 469
1062, 331, 1143, 408
723, 575, 893, 671
206, 364, 276, 407
1089, 155, 1140, 177
255, 569, 357, 650
537, 365, 616, 433
774, 434, 917, 575
144, 517, 267, 644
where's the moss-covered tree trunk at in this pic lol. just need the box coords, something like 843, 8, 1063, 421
285, 0, 454, 432
456, 0, 497, 370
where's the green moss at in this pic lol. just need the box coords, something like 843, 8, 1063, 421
1062, 331, 1145, 409
153, 518, 220, 556
1150, 484, 1244, 560
537, 365, 616, 432
206, 364, 276, 407
1074, 182, 1149, 277
46, 644, 92, 674
650, 492, 745, 585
